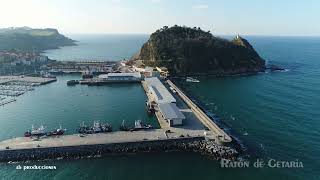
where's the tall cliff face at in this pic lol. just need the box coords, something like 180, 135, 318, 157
133, 26, 266, 75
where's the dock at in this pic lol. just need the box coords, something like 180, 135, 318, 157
0, 76, 236, 162
141, 81, 169, 129
142, 79, 231, 143
0, 129, 205, 151
0, 129, 210, 162
166, 80, 232, 143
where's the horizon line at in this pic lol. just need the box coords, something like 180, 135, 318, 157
64, 32, 320, 37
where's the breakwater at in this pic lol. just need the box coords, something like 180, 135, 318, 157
0, 137, 238, 162
167, 80, 232, 143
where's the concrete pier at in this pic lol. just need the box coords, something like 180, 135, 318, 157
0, 77, 236, 162
0, 129, 206, 151
0, 130, 219, 162
166, 80, 232, 143
142, 79, 231, 143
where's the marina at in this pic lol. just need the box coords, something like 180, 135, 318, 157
0, 76, 57, 86
0, 76, 57, 107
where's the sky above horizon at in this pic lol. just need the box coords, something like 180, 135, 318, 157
0, 0, 319, 36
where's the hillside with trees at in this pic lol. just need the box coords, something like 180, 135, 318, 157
132, 25, 266, 75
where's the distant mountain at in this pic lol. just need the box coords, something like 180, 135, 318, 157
0, 27, 76, 52
132, 25, 266, 76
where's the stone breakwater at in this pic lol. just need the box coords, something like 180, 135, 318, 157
0, 138, 238, 162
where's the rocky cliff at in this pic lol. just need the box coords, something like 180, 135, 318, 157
132, 26, 266, 75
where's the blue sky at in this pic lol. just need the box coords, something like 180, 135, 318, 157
0, 0, 319, 35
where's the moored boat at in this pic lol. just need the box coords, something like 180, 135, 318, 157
120, 120, 130, 131
130, 120, 153, 131
186, 77, 200, 83
78, 121, 112, 134
145, 101, 155, 115
47, 125, 66, 136
67, 80, 79, 86
24, 125, 46, 137
82, 71, 93, 79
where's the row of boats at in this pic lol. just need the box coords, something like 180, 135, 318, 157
24, 125, 66, 137
24, 120, 153, 137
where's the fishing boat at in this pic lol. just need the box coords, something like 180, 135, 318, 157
119, 120, 130, 131
78, 122, 93, 134
130, 120, 153, 131
186, 77, 200, 83
24, 125, 46, 137
47, 125, 66, 136
78, 121, 112, 134
145, 101, 155, 115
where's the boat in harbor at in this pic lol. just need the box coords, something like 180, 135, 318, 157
67, 80, 79, 86
24, 125, 46, 137
130, 120, 153, 131
169, 86, 177, 93
78, 121, 112, 134
42, 73, 56, 79
145, 101, 155, 115
93, 121, 112, 133
24, 125, 66, 137
119, 120, 130, 131
82, 71, 93, 79
186, 77, 200, 83
47, 125, 66, 136
78, 122, 92, 134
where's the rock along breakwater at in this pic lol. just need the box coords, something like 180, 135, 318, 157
0, 137, 238, 162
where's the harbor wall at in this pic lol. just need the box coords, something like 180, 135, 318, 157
0, 137, 238, 162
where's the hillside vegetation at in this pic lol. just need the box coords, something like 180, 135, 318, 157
0, 27, 76, 52
133, 25, 266, 75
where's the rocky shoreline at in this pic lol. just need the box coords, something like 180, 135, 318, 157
0, 138, 238, 162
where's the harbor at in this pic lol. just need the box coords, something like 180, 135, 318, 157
0, 72, 236, 162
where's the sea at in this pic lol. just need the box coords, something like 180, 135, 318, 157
0, 34, 319, 180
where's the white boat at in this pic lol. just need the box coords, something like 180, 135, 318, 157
130, 120, 153, 131
186, 77, 200, 83
24, 125, 46, 137
93, 121, 102, 133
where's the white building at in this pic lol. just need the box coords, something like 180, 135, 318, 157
144, 77, 176, 104
144, 77, 185, 126
158, 103, 185, 126
98, 72, 142, 82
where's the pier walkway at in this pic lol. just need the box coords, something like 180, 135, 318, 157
0, 129, 205, 151
166, 80, 232, 143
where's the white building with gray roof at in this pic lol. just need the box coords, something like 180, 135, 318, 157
144, 77, 176, 104
144, 77, 184, 126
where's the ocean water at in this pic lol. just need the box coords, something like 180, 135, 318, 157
1, 35, 319, 180
43, 34, 148, 61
